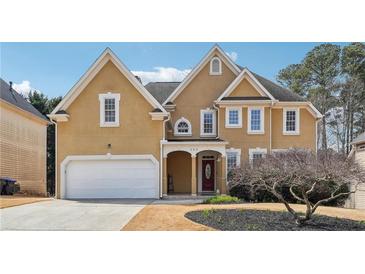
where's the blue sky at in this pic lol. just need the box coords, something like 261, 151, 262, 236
1, 42, 348, 98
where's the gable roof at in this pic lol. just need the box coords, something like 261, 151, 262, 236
145, 82, 180, 104
217, 68, 276, 101
0, 78, 49, 122
51, 48, 167, 115
352, 132, 365, 145
162, 44, 241, 104
232, 65, 306, 102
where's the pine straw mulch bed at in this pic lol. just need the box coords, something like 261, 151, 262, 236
185, 209, 365, 231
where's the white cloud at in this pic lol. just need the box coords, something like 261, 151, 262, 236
132, 67, 191, 84
225, 51, 238, 62
12, 80, 32, 97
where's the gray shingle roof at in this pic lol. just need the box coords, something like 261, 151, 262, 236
352, 132, 365, 145
250, 71, 306, 102
0, 78, 49, 122
144, 82, 180, 104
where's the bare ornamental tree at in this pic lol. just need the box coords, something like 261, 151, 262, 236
229, 150, 365, 225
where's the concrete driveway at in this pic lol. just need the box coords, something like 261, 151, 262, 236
0, 199, 153, 231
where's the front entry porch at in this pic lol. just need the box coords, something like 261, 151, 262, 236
161, 140, 228, 197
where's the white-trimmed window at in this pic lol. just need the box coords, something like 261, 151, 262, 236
225, 107, 242, 128
200, 109, 216, 136
248, 107, 264, 134
174, 117, 192, 136
283, 108, 300, 135
249, 148, 267, 165
99, 92, 120, 127
210, 57, 222, 75
226, 148, 241, 171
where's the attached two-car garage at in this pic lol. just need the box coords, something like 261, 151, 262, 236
61, 155, 159, 199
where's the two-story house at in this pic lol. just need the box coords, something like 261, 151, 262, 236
49, 45, 322, 199
1, 79, 49, 195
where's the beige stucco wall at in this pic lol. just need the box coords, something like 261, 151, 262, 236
228, 78, 262, 97
271, 108, 316, 150
167, 151, 192, 193
56, 61, 163, 198
168, 52, 237, 139
219, 106, 271, 163
0, 100, 47, 195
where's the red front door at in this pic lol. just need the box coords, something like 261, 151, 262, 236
202, 159, 215, 192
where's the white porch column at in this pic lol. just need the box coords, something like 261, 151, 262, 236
162, 156, 168, 196
220, 155, 227, 195
191, 155, 197, 196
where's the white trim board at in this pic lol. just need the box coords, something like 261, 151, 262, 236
282, 107, 300, 135
163, 44, 241, 104
174, 117, 192, 136
51, 48, 167, 115
209, 57, 222, 75
225, 106, 242, 128
200, 109, 217, 137
247, 106, 265, 134
273, 102, 322, 119
226, 148, 241, 168
98, 92, 120, 127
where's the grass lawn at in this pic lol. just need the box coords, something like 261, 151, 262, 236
0, 196, 51, 209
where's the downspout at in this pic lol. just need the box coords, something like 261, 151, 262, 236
48, 117, 58, 199
160, 113, 170, 198
213, 104, 219, 139
269, 101, 273, 153
315, 119, 319, 154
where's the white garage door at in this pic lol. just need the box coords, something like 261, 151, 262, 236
64, 158, 158, 199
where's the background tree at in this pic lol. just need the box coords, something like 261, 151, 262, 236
277, 42, 365, 153
28, 90, 62, 195
303, 44, 341, 150
341, 43, 365, 153
277, 64, 311, 96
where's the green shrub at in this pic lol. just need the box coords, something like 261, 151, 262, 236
202, 208, 217, 218
203, 195, 240, 204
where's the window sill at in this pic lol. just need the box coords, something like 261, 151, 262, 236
247, 130, 265, 135
200, 133, 217, 137
209, 72, 222, 76
100, 123, 120, 128
283, 131, 300, 136
225, 124, 242, 128
174, 133, 192, 137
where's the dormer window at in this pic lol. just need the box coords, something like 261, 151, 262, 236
210, 57, 222, 75
174, 117, 192, 136
99, 92, 120, 127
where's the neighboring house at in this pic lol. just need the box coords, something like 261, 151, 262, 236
0, 78, 49, 195
347, 132, 365, 209
49, 45, 322, 199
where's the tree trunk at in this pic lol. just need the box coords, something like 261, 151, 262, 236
321, 116, 327, 150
